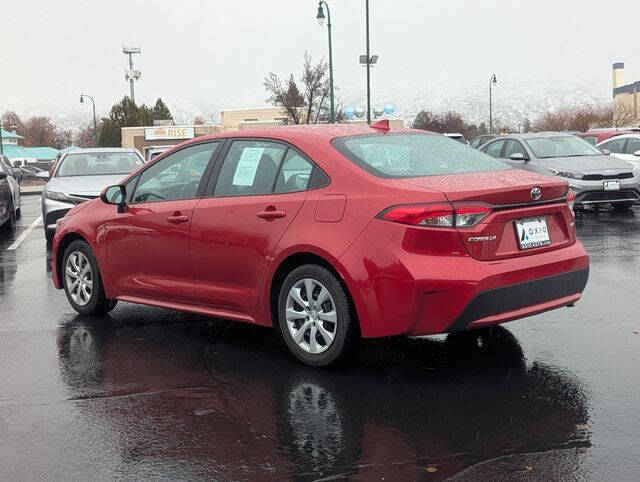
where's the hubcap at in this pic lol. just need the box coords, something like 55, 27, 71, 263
65, 251, 93, 307
286, 278, 337, 354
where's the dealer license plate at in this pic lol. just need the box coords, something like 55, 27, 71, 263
603, 180, 620, 191
515, 218, 551, 250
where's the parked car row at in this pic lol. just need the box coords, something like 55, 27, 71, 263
469, 129, 640, 210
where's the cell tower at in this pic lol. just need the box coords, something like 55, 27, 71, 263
122, 45, 141, 103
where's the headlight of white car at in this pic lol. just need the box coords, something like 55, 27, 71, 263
43, 190, 70, 201
548, 168, 584, 180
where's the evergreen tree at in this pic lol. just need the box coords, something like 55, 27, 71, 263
152, 98, 173, 120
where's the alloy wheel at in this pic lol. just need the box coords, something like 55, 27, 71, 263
65, 251, 93, 306
286, 278, 338, 354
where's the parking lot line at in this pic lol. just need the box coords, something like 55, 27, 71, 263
7, 216, 42, 251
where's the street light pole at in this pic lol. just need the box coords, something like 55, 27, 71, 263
365, 0, 371, 124
0, 117, 4, 155
80, 94, 98, 147
316, 2, 335, 123
489, 73, 497, 134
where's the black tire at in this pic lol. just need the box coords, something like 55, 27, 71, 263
62, 240, 118, 315
611, 202, 634, 211
4, 201, 15, 232
15, 207, 20, 219
278, 264, 358, 367
45, 229, 55, 243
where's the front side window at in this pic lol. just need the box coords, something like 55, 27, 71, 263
504, 140, 528, 158
274, 149, 314, 193
214, 140, 287, 197
525, 136, 602, 159
132, 142, 219, 203
625, 138, 640, 155
332, 133, 509, 178
57, 151, 144, 177
484, 139, 506, 158
601, 138, 626, 154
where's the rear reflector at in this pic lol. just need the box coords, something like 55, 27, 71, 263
378, 203, 491, 228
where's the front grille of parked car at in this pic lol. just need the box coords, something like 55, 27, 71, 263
68, 194, 98, 205
583, 172, 634, 181
576, 189, 640, 204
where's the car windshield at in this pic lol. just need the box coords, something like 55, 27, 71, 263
57, 152, 144, 177
525, 136, 602, 159
332, 133, 510, 178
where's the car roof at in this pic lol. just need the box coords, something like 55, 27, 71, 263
182, 124, 417, 147
493, 132, 578, 140
63, 147, 140, 154
596, 133, 640, 143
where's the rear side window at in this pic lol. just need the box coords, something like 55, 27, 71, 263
332, 133, 509, 178
582, 136, 598, 146
214, 140, 287, 197
274, 149, 314, 193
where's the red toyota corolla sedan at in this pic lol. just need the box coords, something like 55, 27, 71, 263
51, 123, 589, 366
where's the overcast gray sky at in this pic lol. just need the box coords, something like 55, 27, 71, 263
2, 0, 639, 117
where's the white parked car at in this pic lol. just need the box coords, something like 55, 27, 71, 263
596, 134, 640, 171
0, 154, 21, 218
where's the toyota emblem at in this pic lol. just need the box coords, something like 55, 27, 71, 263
530, 187, 542, 200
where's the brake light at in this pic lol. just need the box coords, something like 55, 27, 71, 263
454, 204, 492, 227
566, 189, 575, 215
378, 203, 491, 228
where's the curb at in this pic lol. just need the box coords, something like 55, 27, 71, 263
20, 190, 43, 197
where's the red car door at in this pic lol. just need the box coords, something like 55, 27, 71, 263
190, 140, 314, 310
105, 142, 221, 303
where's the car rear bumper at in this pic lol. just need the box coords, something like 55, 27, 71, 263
338, 220, 590, 338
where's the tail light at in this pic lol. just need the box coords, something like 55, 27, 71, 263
378, 202, 491, 228
566, 189, 575, 215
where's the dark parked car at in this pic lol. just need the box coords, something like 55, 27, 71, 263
0, 168, 15, 230
469, 134, 497, 149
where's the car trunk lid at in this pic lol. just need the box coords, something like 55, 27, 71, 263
398, 169, 575, 260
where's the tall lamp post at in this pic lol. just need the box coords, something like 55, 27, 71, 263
365, 0, 371, 124
80, 94, 98, 147
489, 73, 497, 134
316, 2, 335, 123
0, 117, 4, 155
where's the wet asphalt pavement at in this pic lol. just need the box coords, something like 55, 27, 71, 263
0, 196, 638, 481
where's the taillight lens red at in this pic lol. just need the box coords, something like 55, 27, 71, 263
566, 189, 575, 214
379, 203, 491, 228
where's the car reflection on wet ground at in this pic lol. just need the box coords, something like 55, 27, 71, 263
0, 197, 639, 480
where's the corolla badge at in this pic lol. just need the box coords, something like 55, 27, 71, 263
468, 235, 497, 242
530, 187, 542, 200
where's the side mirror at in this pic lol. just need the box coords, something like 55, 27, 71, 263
100, 185, 127, 213
602, 149, 611, 155
36, 170, 50, 180
634, 150, 640, 157
509, 152, 529, 162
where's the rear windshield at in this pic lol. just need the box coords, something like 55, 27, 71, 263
57, 152, 144, 177
332, 133, 510, 178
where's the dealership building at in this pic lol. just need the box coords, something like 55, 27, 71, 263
121, 107, 405, 155
612, 62, 640, 126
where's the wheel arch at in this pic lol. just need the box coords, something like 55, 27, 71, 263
55, 232, 90, 288
268, 250, 362, 336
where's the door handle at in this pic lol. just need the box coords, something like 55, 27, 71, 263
257, 208, 286, 220
167, 214, 190, 224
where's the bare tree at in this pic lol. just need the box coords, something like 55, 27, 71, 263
193, 115, 206, 125
264, 51, 341, 125
533, 104, 637, 132
264, 73, 305, 124
22, 116, 57, 147
2, 111, 24, 135
75, 121, 102, 147
611, 102, 637, 127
